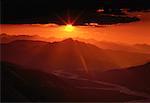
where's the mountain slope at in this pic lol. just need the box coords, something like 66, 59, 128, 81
77, 38, 150, 54
1, 62, 147, 102
1, 39, 150, 74
1, 61, 74, 102
0, 33, 39, 43
97, 62, 150, 94
95, 41, 150, 54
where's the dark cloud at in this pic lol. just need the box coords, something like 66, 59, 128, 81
1, 0, 149, 23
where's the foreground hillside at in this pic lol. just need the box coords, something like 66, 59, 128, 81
97, 62, 150, 94
1, 62, 148, 102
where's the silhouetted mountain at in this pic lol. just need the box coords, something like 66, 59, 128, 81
134, 44, 150, 54
97, 62, 150, 94
75, 38, 150, 54
1, 39, 150, 75
1, 62, 147, 102
2, 34, 149, 54
0, 33, 63, 43
94, 41, 150, 54
1, 61, 73, 102
0, 33, 41, 43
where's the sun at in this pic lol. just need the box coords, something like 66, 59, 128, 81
64, 24, 74, 32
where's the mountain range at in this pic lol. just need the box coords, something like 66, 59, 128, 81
1, 38, 150, 75
1, 34, 150, 54
95, 41, 150, 54
1, 37, 150, 102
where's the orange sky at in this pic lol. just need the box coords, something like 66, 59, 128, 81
1, 12, 150, 44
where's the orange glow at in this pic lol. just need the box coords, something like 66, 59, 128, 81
1, 11, 150, 45
64, 24, 74, 32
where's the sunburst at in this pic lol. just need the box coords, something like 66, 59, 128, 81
64, 24, 74, 32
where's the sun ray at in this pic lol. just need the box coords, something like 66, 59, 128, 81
73, 41, 89, 74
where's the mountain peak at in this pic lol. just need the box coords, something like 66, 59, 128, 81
62, 38, 74, 42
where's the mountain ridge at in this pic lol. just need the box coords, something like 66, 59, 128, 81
1, 34, 150, 54
1, 38, 150, 74
97, 62, 150, 94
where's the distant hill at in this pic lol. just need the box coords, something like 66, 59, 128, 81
1, 39, 150, 75
0, 33, 40, 43
1, 34, 150, 54
0, 33, 62, 43
94, 41, 150, 54
134, 44, 150, 54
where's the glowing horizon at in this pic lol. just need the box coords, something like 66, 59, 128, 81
0, 12, 150, 45
64, 24, 74, 32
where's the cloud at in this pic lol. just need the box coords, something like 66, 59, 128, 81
31, 23, 59, 27
84, 23, 104, 27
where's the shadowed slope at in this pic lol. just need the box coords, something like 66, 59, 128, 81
1, 62, 146, 102
1, 39, 150, 75
1, 62, 75, 102
97, 62, 150, 94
